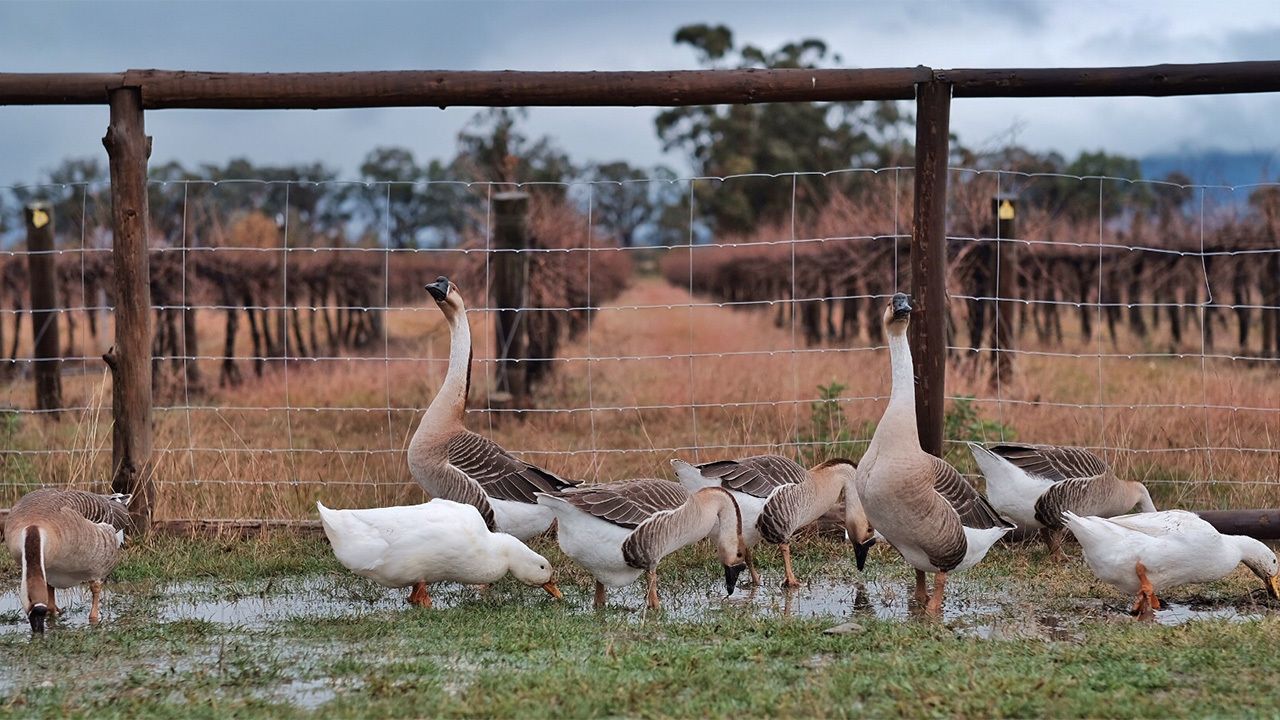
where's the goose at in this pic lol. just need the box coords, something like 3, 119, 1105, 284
535, 479, 748, 610
317, 499, 562, 607
673, 456, 871, 587
3, 488, 130, 633
409, 276, 578, 540
969, 442, 1156, 559
1064, 510, 1279, 618
849, 293, 1013, 614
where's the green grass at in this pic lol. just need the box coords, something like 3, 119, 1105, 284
2, 535, 1278, 719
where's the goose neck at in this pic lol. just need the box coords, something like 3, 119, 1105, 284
423, 310, 472, 426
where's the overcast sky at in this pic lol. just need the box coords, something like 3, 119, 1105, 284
2, 0, 1279, 187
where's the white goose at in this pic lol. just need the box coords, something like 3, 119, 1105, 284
969, 442, 1156, 559
673, 456, 867, 587
317, 499, 562, 607
536, 479, 747, 610
4, 488, 130, 633
409, 276, 578, 540
849, 293, 1013, 614
1064, 510, 1280, 618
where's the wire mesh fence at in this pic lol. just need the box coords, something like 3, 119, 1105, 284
0, 166, 1276, 521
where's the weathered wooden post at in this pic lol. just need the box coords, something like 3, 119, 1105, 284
991, 196, 1017, 385
910, 80, 952, 458
24, 202, 62, 416
103, 86, 154, 533
492, 191, 530, 410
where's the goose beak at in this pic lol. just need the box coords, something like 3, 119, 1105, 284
1266, 574, 1280, 600
425, 276, 450, 302
854, 537, 877, 572
28, 604, 47, 634
724, 563, 746, 595
891, 293, 912, 319
541, 581, 564, 600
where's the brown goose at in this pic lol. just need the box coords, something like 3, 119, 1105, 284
852, 293, 1012, 615
673, 456, 869, 588
408, 276, 577, 540
969, 443, 1156, 559
4, 488, 130, 633
536, 479, 747, 609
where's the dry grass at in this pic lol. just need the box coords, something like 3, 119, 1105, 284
0, 269, 1275, 519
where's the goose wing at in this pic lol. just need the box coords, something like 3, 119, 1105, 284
10, 488, 131, 531
989, 443, 1109, 482
695, 455, 807, 498
447, 432, 578, 505
932, 457, 1012, 530
756, 481, 818, 545
1103, 509, 1210, 539
559, 479, 688, 530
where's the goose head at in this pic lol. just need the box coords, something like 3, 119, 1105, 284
696, 487, 749, 595
1236, 536, 1280, 600
425, 276, 466, 321
815, 458, 876, 571
501, 535, 563, 600
881, 293, 913, 336
28, 603, 47, 634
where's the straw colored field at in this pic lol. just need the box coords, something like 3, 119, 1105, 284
0, 273, 1275, 519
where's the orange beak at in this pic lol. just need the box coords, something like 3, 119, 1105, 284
542, 581, 564, 600
1267, 575, 1280, 600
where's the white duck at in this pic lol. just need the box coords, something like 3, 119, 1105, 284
317, 499, 562, 607
969, 442, 1156, 559
850, 293, 1012, 614
673, 455, 864, 587
536, 479, 747, 610
1064, 509, 1280, 618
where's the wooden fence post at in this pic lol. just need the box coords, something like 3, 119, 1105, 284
910, 80, 952, 459
991, 196, 1017, 385
103, 86, 154, 533
492, 191, 530, 410
24, 202, 62, 416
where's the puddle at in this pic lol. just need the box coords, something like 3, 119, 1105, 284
1, 572, 1275, 644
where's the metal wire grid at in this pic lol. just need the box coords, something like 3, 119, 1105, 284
0, 169, 1277, 499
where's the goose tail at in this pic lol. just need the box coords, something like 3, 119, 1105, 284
670, 458, 714, 491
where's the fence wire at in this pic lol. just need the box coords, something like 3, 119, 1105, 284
0, 168, 1277, 520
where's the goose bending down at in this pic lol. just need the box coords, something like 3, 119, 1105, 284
849, 293, 1013, 614
673, 456, 867, 588
536, 479, 748, 610
317, 500, 562, 607
4, 489, 130, 633
409, 276, 578, 540
969, 442, 1156, 559
1064, 510, 1279, 619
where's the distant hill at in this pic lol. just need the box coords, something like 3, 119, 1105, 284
1140, 149, 1277, 189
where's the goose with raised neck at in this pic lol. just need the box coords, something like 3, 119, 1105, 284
4, 488, 130, 633
536, 479, 748, 610
969, 442, 1157, 560
849, 293, 1011, 615
408, 276, 577, 540
673, 455, 868, 588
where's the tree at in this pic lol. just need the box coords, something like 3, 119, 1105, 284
454, 108, 576, 190
587, 161, 678, 247
352, 147, 471, 248
9, 157, 110, 248
655, 25, 912, 234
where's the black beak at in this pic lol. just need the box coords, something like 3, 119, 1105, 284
891, 293, 912, 320
425, 276, 450, 302
724, 563, 746, 595
855, 538, 877, 572
28, 605, 47, 634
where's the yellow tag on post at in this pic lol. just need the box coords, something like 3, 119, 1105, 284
998, 200, 1015, 220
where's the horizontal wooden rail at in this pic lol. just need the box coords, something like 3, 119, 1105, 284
2, 61, 1280, 108
942, 61, 1280, 97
